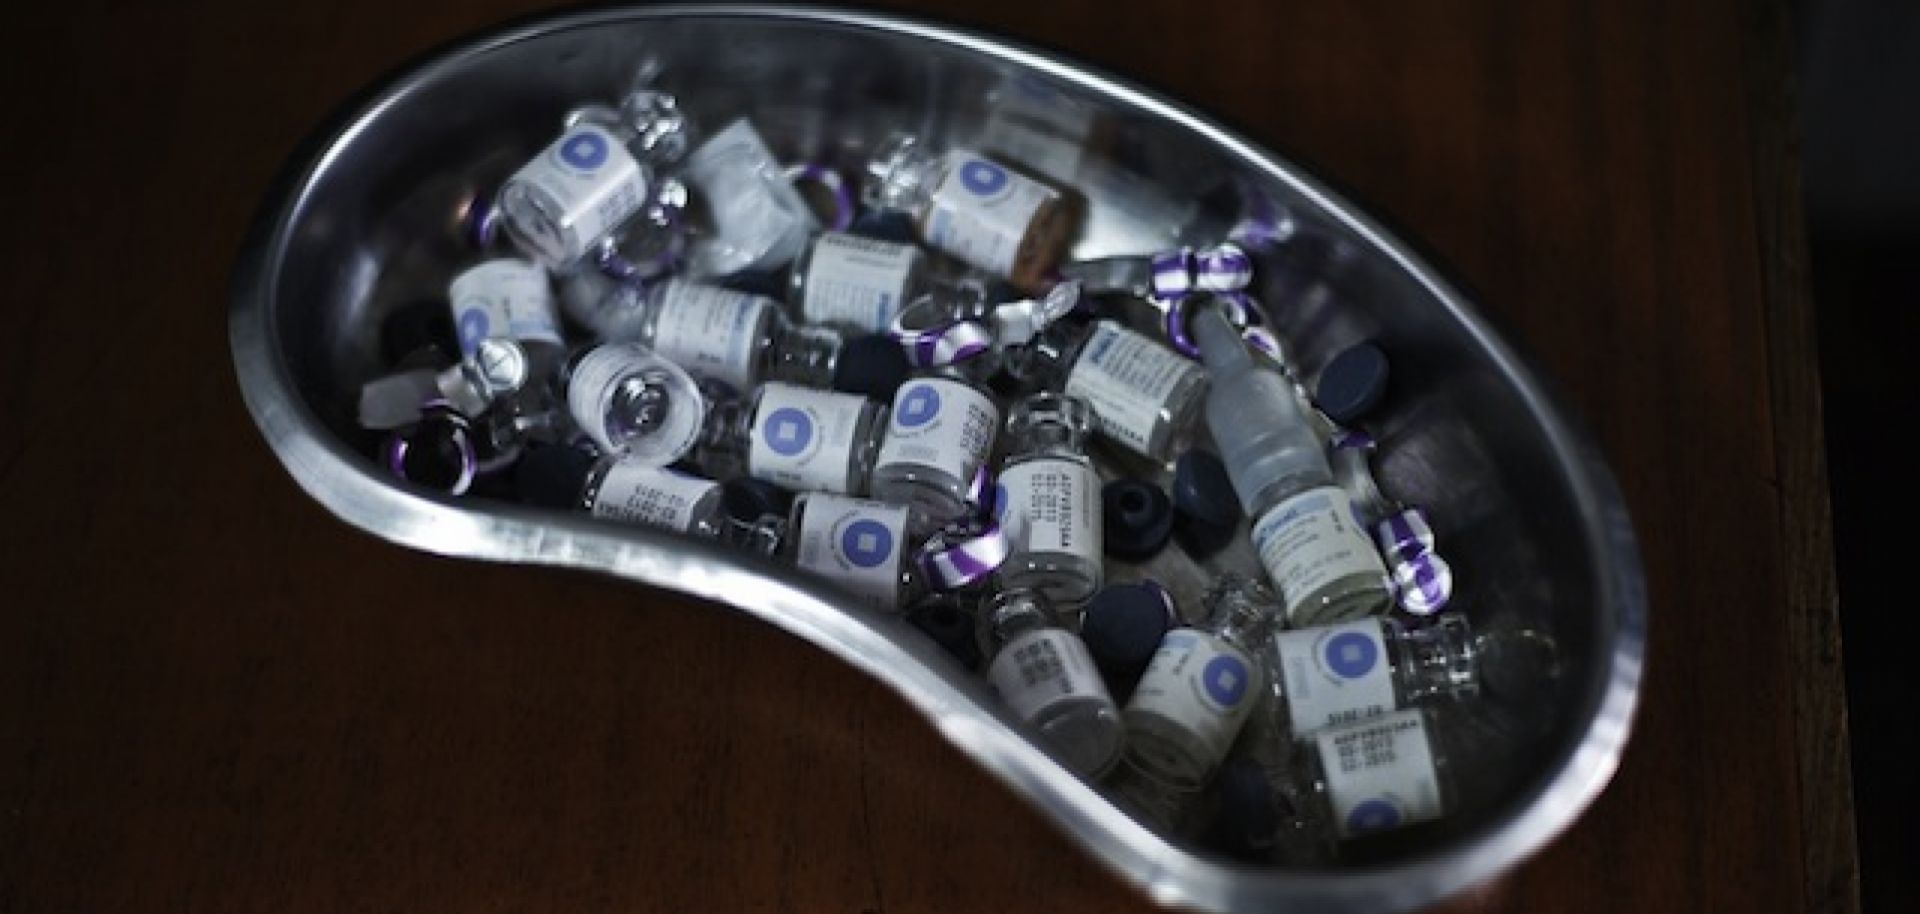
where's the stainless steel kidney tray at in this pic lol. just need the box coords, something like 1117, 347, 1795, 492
228, 6, 1646, 913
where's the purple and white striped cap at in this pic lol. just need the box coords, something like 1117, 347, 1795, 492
461, 193, 500, 251
1164, 291, 1262, 359
1148, 243, 1253, 299
1392, 552, 1453, 615
966, 464, 994, 513
785, 162, 854, 231
889, 292, 995, 368
1376, 507, 1437, 563
917, 517, 1010, 590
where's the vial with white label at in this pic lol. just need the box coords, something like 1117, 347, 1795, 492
445, 258, 566, 389
1192, 300, 1391, 626
981, 587, 1124, 777
1285, 707, 1460, 845
557, 271, 842, 394
1122, 574, 1280, 792
862, 132, 1081, 294
693, 381, 887, 495
496, 91, 693, 268
561, 342, 709, 465
869, 368, 1001, 530
1263, 614, 1480, 739
786, 231, 933, 334
992, 393, 1105, 609
513, 443, 749, 543
776, 494, 1006, 612
1010, 318, 1208, 464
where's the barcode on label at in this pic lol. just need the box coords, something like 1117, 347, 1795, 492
1014, 637, 1068, 694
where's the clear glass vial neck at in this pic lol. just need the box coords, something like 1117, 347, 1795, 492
1389, 615, 1481, 705
1201, 573, 1282, 648
982, 587, 1060, 652
566, 89, 694, 164
862, 132, 936, 212
1004, 391, 1094, 457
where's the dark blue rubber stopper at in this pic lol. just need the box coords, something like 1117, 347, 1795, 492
512, 443, 596, 510
1200, 757, 1283, 861
1081, 583, 1173, 700
721, 477, 794, 525
908, 598, 982, 670
832, 333, 913, 402
1315, 341, 1391, 426
1103, 479, 1174, 561
847, 209, 919, 244
1172, 449, 1242, 559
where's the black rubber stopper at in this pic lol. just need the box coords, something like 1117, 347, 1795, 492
1080, 583, 1173, 701
907, 598, 982, 670
1199, 757, 1283, 861
512, 443, 597, 510
1315, 341, 1391, 426
1103, 478, 1174, 561
1172, 449, 1243, 558
380, 298, 458, 368
720, 477, 794, 525
832, 333, 913, 402
847, 209, 919, 244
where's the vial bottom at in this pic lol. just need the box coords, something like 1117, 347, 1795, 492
868, 463, 969, 531
1122, 709, 1218, 793
998, 552, 1103, 611
1030, 695, 1124, 777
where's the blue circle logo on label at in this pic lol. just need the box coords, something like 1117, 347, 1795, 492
1202, 654, 1251, 708
457, 307, 491, 353
1346, 798, 1403, 835
557, 130, 610, 171
1324, 632, 1380, 679
958, 158, 1010, 197
896, 384, 942, 429
841, 519, 895, 568
762, 407, 815, 457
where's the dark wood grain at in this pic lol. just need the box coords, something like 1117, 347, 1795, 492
0, 1, 1855, 912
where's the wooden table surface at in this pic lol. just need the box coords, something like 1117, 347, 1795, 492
0, 1, 1857, 912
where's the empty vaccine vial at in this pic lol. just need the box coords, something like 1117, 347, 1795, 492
512, 443, 737, 537
695, 381, 887, 495
863, 132, 1081, 293
562, 342, 708, 464
870, 367, 1001, 530
1122, 574, 1280, 792
1011, 318, 1207, 464
779, 494, 1007, 611
447, 258, 563, 365
1292, 707, 1457, 843
679, 118, 818, 278
992, 393, 1105, 609
786, 231, 932, 334
557, 271, 842, 394
981, 587, 1124, 777
496, 91, 692, 268
1191, 300, 1391, 626
1266, 614, 1480, 738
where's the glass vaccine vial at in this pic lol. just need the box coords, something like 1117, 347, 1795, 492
1012, 318, 1208, 464
992, 393, 1105, 609
558, 271, 842, 394
1192, 302, 1391, 626
695, 381, 887, 495
1288, 708, 1459, 843
981, 587, 1124, 777
561, 342, 709, 465
863, 132, 1081, 294
678, 117, 818, 278
785, 231, 933, 334
870, 367, 1001, 531
497, 91, 692, 268
776, 494, 1004, 612
1122, 575, 1280, 792
446, 258, 565, 380
1264, 614, 1480, 738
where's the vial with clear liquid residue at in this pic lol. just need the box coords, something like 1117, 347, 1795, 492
981, 587, 1124, 777
870, 368, 1001, 530
1010, 318, 1208, 463
863, 132, 1081, 294
496, 91, 693, 268
786, 231, 933, 334
561, 342, 709, 465
774, 494, 1004, 612
558, 271, 842, 395
1122, 574, 1280, 792
1263, 614, 1480, 739
1191, 300, 1391, 626
693, 381, 887, 496
992, 393, 1105, 609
